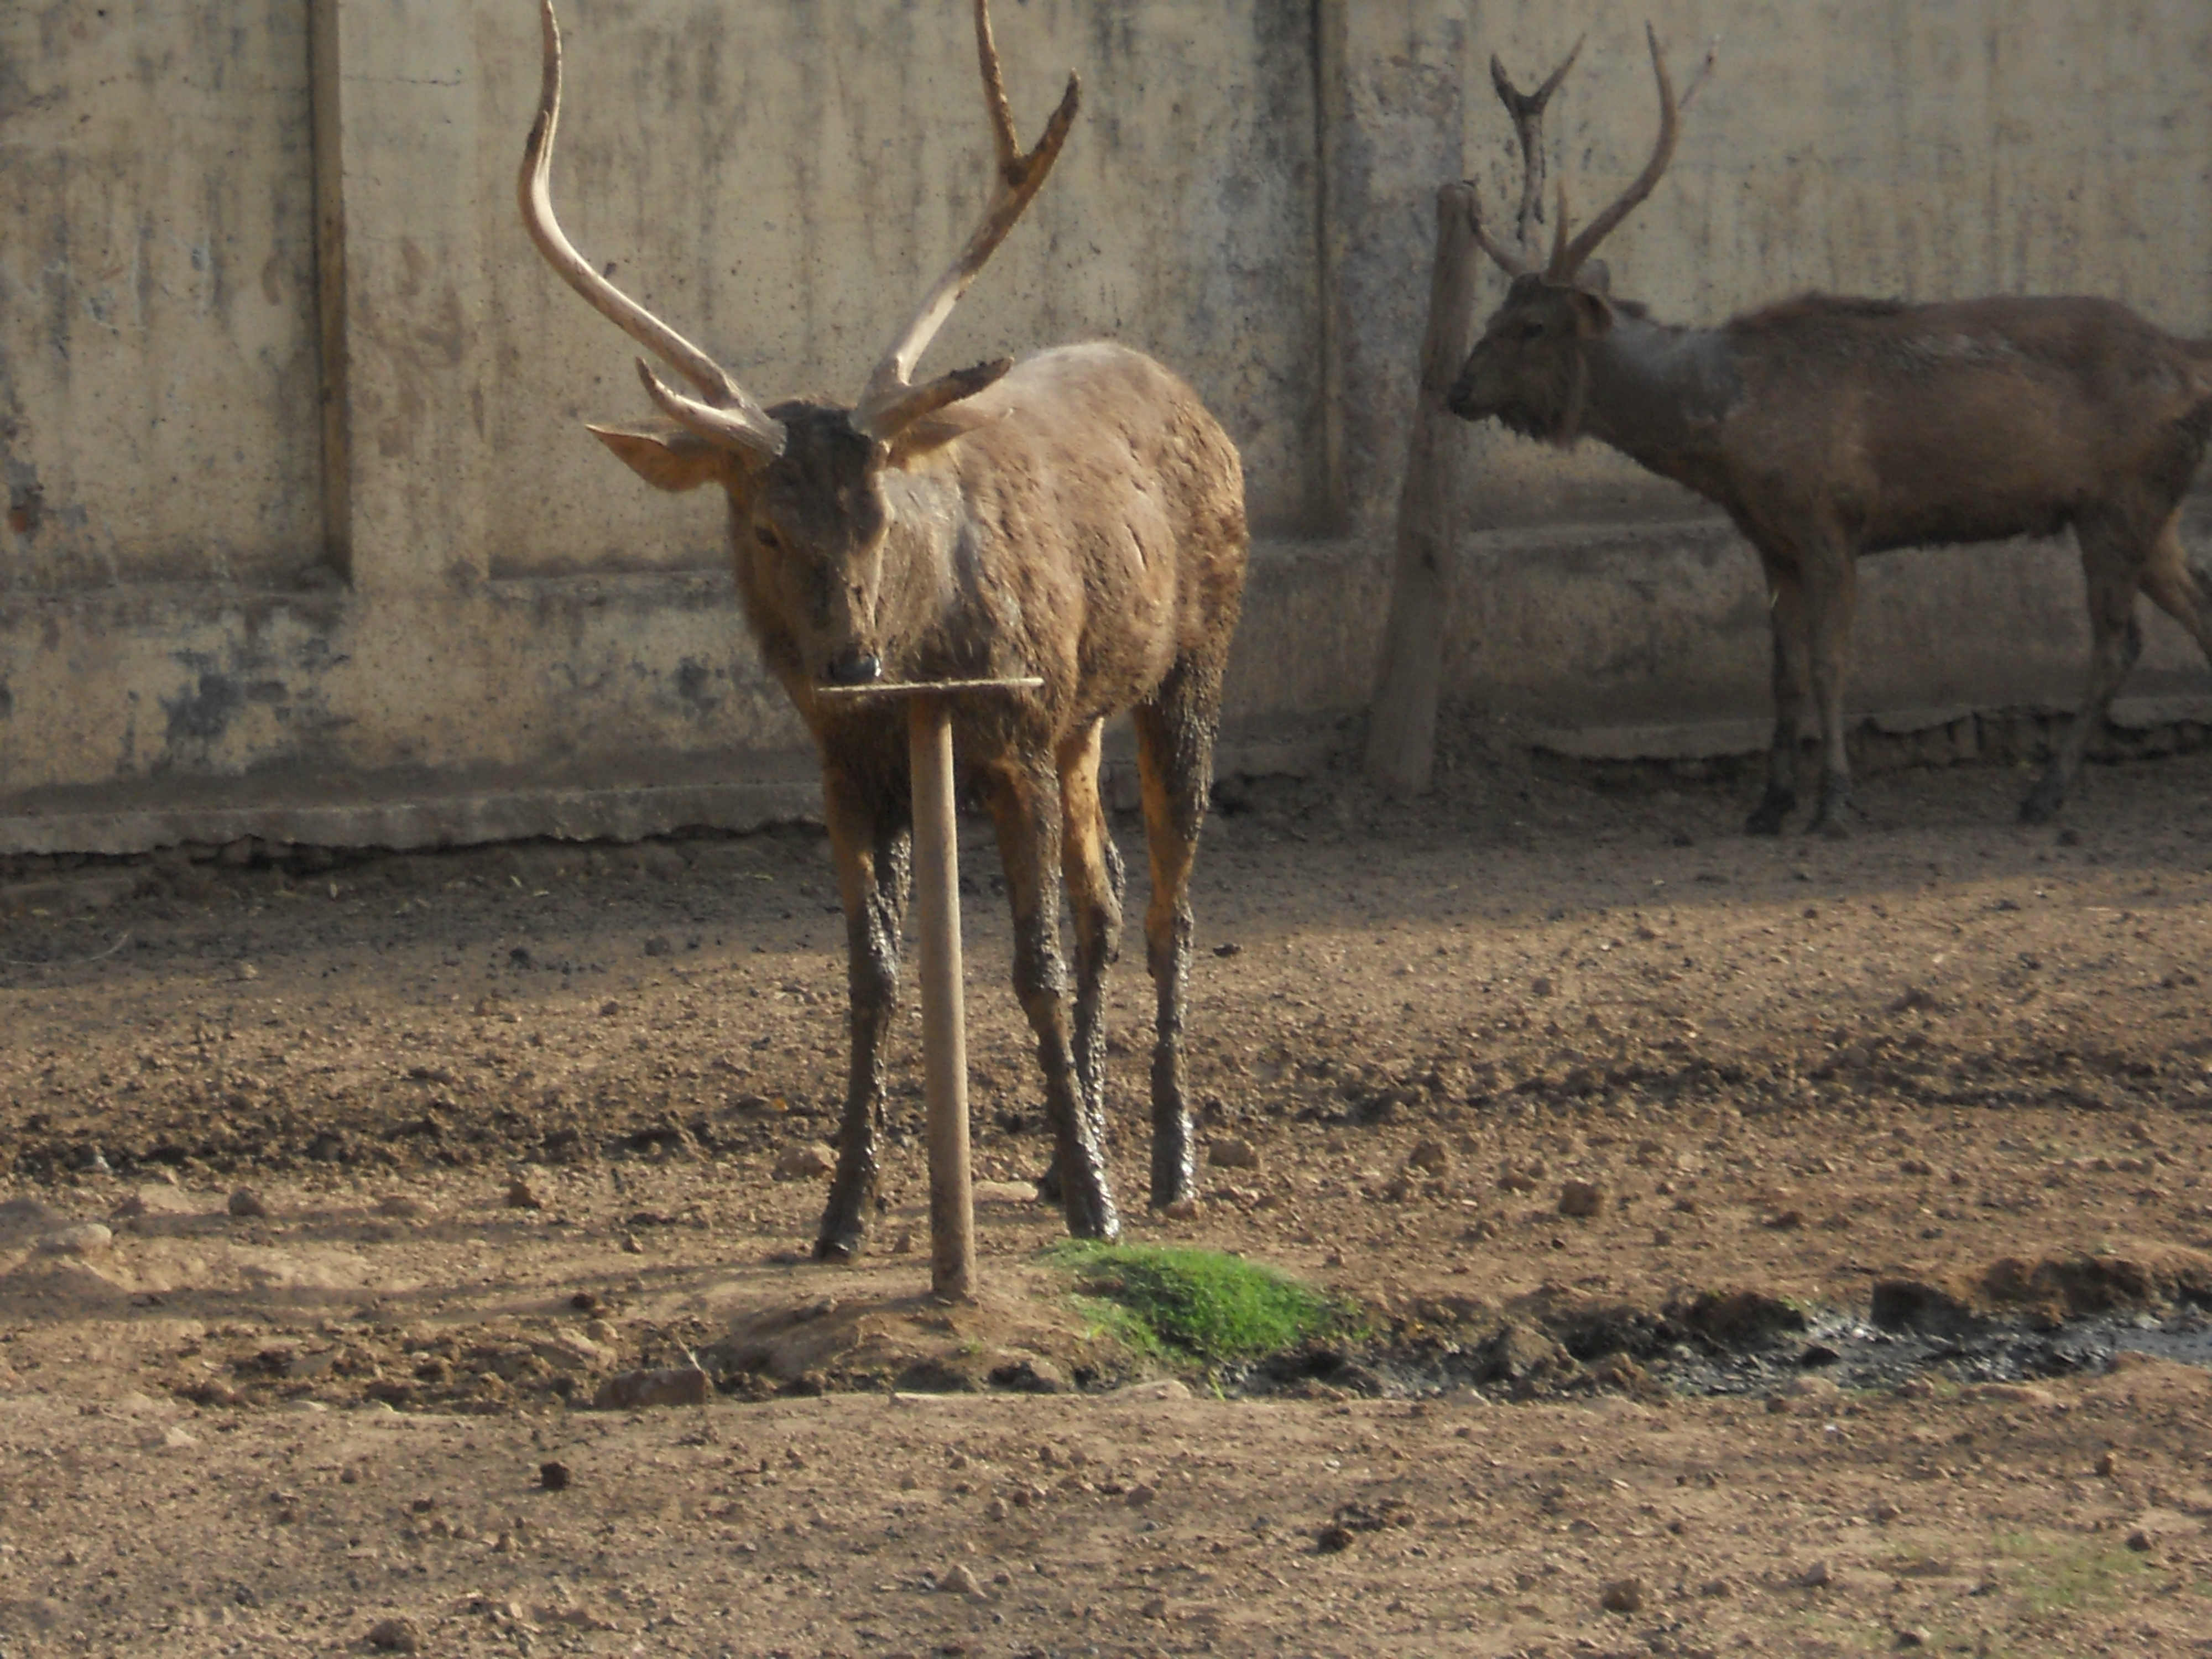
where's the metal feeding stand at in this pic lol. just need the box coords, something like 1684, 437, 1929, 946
812, 677, 1042, 1302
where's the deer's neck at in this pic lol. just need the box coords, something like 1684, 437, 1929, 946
1578, 315, 1740, 494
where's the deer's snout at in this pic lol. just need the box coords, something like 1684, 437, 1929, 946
1446, 361, 1484, 421
823, 649, 883, 686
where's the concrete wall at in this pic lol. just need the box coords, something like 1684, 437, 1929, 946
3, 1, 2210, 852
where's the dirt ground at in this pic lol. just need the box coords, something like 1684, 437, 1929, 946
3, 725, 2211, 1658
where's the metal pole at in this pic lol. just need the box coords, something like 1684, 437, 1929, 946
907, 695, 976, 1301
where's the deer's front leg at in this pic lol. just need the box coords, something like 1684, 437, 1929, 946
1057, 723, 1124, 1169
1801, 542, 1860, 838
985, 757, 1121, 1243
815, 769, 912, 1263
1746, 562, 1808, 836
2023, 523, 2145, 823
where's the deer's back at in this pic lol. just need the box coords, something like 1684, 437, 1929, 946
928, 343, 1248, 724
1720, 294, 2212, 551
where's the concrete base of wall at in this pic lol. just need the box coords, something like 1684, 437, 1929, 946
7, 502, 2208, 857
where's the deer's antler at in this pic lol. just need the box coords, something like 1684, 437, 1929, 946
1465, 38, 1581, 278
519, 0, 786, 456
1548, 25, 1716, 282
852, 0, 1081, 440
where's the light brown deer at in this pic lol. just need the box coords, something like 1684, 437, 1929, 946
519, 0, 1247, 1256
1448, 29, 2212, 833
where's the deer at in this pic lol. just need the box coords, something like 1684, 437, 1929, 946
1447, 28, 2212, 835
518, 0, 1248, 1259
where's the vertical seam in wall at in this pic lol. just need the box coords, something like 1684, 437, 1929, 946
1308, 0, 1348, 536
307, 0, 353, 584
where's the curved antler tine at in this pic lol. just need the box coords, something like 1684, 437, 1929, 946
1489, 38, 1583, 268
854, 0, 1081, 439
519, 0, 784, 453
635, 359, 786, 454
1464, 182, 1529, 278
1547, 179, 1572, 279
1553, 21, 1680, 281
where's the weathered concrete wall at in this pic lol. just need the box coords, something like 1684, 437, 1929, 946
3, 1, 2210, 852
0, 2, 325, 591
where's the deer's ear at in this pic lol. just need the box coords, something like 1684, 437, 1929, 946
1579, 260, 1612, 296
1569, 288, 1617, 336
881, 403, 999, 469
586, 421, 756, 493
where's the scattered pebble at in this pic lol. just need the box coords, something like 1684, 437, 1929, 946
505, 1176, 546, 1211
226, 1188, 270, 1219
1599, 1578, 1645, 1614
366, 1616, 423, 1652
35, 1223, 113, 1256
938, 1562, 984, 1598
593, 1366, 712, 1410
539, 1460, 572, 1491
1207, 1136, 1260, 1171
1406, 1138, 1452, 1175
773, 1144, 835, 1181
1557, 1180, 1605, 1218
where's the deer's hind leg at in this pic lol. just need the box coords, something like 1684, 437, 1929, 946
2138, 513, 2212, 663
2022, 513, 2149, 823
1057, 720, 1125, 1174
1746, 559, 1811, 836
815, 764, 912, 1263
1132, 649, 1227, 1211
984, 755, 1120, 1242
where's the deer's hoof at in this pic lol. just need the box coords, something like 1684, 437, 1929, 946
812, 1231, 864, 1264
1066, 1212, 1122, 1245
1744, 802, 1791, 836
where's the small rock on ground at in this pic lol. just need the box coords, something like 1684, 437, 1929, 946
35, 1223, 113, 1256
366, 1615, 424, 1652
226, 1188, 270, 1218
1207, 1136, 1260, 1170
593, 1367, 712, 1410
1558, 1179, 1605, 1217
773, 1144, 834, 1181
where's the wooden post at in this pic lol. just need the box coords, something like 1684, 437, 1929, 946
1363, 181, 1483, 798
813, 676, 1039, 1302
906, 695, 975, 1302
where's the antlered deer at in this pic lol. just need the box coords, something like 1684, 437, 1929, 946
519, 0, 1246, 1256
1448, 30, 2212, 833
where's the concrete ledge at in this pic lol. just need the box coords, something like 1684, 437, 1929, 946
0, 729, 1348, 858
1533, 694, 2212, 766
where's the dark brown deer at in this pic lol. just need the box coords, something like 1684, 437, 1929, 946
1448, 29, 2212, 833
519, 0, 1247, 1256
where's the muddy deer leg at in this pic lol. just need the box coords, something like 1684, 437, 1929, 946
1746, 562, 1808, 835
1057, 721, 1124, 1177
2023, 525, 2144, 823
1802, 547, 1859, 838
985, 759, 1120, 1241
1133, 658, 1220, 1211
816, 770, 912, 1262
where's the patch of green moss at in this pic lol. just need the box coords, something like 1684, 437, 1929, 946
1050, 1242, 1354, 1371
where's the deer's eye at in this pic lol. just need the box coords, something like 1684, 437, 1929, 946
754, 524, 784, 554
1518, 317, 1547, 340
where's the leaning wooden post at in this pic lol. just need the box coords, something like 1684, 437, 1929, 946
906, 693, 975, 1301
1363, 181, 1483, 797
816, 676, 1041, 1302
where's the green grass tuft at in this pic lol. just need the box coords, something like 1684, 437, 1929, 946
1050, 1241, 1353, 1370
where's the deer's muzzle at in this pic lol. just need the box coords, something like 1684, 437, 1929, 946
823, 649, 883, 686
